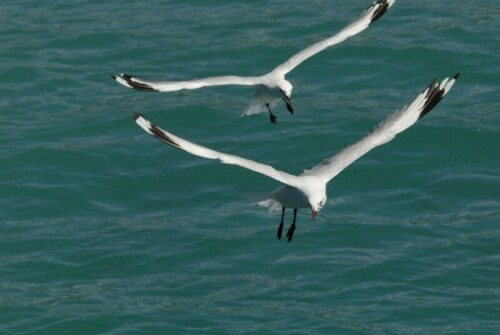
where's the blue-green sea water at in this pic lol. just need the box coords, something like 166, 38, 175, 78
1, 1, 499, 334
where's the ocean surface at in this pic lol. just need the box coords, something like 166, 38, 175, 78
1, 0, 499, 334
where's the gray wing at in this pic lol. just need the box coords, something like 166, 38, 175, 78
301, 74, 460, 183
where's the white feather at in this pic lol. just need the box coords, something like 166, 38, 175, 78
134, 75, 459, 214
116, 0, 396, 119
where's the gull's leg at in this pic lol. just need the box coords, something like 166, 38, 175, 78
266, 103, 277, 124
283, 97, 294, 114
277, 207, 285, 240
286, 209, 298, 243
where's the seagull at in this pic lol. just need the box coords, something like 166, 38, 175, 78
114, 0, 395, 124
132, 74, 459, 242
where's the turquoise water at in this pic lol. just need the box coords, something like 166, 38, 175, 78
1, 0, 499, 334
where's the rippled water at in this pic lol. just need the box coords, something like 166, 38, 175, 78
1, 1, 499, 334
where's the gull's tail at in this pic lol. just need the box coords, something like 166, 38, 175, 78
241, 99, 267, 117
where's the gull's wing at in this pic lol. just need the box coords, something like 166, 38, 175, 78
302, 74, 460, 183
272, 0, 395, 75
133, 114, 300, 187
113, 74, 260, 92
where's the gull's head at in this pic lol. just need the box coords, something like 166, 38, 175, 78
302, 178, 327, 220
310, 195, 327, 220
278, 80, 293, 101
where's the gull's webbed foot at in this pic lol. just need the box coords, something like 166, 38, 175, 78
284, 98, 294, 114
269, 113, 278, 124
286, 209, 298, 243
286, 223, 296, 243
266, 103, 278, 124
277, 207, 285, 240
277, 222, 284, 240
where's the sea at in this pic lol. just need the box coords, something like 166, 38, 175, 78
1, 0, 499, 334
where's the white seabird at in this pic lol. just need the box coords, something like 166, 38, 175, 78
133, 74, 459, 241
115, 0, 396, 124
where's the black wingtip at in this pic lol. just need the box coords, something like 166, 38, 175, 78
149, 124, 182, 150
111, 74, 117, 80
119, 74, 159, 92
132, 112, 142, 121
121, 74, 133, 81
370, 0, 392, 24
133, 114, 182, 150
419, 74, 459, 119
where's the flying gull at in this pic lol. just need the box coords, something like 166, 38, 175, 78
115, 0, 396, 124
132, 74, 459, 242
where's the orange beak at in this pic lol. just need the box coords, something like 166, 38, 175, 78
312, 210, 317, 220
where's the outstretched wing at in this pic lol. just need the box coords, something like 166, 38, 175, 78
302, 73, 460, 183
133, 114, 300, 187
272, 0, 395, 75
113, 74, 260, 92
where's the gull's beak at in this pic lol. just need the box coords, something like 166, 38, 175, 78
312, 210, 317, 220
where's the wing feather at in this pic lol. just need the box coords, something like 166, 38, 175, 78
133, 114, 300, 187
114, 74, 260, 92
302, 73, 459, 183
273, 0, 395, 75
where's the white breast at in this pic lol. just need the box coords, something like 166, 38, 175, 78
275, 185, 310, 209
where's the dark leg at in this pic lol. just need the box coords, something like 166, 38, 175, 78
286, 209, 298, 243
266, 103, 277, 124
277, 207, 285, 240
283, 98, 294, 114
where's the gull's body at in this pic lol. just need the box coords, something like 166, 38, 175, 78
115, 0, 395, 124
133, 74, 459, 242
